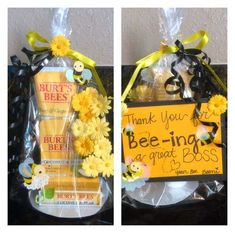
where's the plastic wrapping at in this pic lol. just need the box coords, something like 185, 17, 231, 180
10, 8, 113, 220
122, 8, 226, 208
129, 8, 193, 102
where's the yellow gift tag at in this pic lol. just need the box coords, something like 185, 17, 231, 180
45, 177, 100, 191
122, 101, 225, 180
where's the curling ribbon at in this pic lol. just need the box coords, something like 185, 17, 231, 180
193, 102, 226, 148
164, 39, 210, 98
8, 55, 30, 176
121, 30, 226, 102
26, 31, 107, 96
164, 40, 225, 148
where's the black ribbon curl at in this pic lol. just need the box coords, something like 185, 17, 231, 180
164, 40, 226, 148
8, 47, 54, 176
193, 102, 226, 148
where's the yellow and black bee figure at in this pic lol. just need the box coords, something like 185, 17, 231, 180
19, 158, 49, 190
122, 161, 144, 182
122, 123, 134, 136
66, 60, 92, 85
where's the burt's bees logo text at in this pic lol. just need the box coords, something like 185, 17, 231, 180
43, 135, 69, 152
39, 82, 74, 102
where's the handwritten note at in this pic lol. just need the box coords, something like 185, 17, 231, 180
122, 102, 225, 180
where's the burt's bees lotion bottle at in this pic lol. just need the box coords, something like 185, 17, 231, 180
34, 49, 77, 180
32, 7, 78, 183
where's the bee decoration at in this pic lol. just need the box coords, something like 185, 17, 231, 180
122, 158, 149, 191
18, 158, 49, 190
122, 161, 144, 182
66, 60, 92, 85
122, 123, 134, 136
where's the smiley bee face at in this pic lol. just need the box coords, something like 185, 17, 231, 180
129, 162, 142, 173
73, 61, 84, 73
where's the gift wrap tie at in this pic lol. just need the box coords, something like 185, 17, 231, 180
24, 31, 107, 96
121, 30, 226, 102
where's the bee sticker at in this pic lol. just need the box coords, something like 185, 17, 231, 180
122, 158, 149, 191
122, 123, 134, 136
122, 161, 144, 182
66, 60, 92, 85
18, 158, 49, 190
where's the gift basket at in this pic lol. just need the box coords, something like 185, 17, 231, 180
121, 8, 227, 208
9, 8, 113, 219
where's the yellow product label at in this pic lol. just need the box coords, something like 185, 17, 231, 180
45, 177, 100, 191
40, 118, 73, 176
122, 102, 225, 180
40, 191, 100, 206
34, 69, 77, 117
42, 163, 72, 176
54, 191, 100, 205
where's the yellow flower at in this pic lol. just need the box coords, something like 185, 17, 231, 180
71, 92, 92, 112
82, 155, 103, 177
91, 95, 111, 117
85, 87, 99, 99
208, 95, 227, 116
128, 84, 153, 102
121, 102, 128, 116
50, 35, 70, 57
79, 108, 96, 122
100, 154, 114, 177
88, 117, 110, 139
73, 137, 94, 157
94, 137, 112, 157
71, 119, 88, 137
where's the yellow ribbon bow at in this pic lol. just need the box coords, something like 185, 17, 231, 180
121, 30, 227, 102
26, 31, 107, 96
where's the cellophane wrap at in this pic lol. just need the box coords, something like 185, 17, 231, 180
122, 8, 225, 208
10, 8, 113, 219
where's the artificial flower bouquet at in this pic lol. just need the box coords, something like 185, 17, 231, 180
11, 9, 113, 218
121, 8, 227, 207
71, 87, 113, 178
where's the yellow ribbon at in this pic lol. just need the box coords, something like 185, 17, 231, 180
26, 31, 107, 96
121, 30, 225, 102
